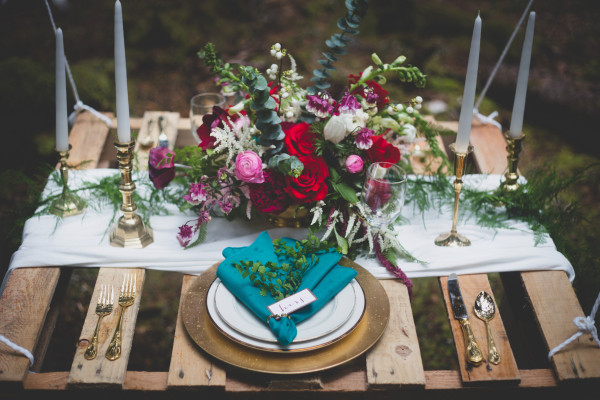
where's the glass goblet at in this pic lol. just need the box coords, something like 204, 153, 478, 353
190, 93, 225, 145
361, 162, 407, 230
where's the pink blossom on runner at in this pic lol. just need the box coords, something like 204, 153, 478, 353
374, 239, 413, 298
177, 224, 194, 247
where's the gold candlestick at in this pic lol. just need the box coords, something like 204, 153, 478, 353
109, 140, 153, 248
435, 143, 473, 247
501, 131, 525, 191
50, 145, 86, 217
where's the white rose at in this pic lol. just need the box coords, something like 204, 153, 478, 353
401, 124, 417, 143
324, 115, 347, 144
342, 109, 369, 133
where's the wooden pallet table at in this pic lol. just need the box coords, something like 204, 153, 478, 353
1, 111, 599, 399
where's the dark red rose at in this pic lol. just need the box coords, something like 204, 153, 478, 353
148, 147, 175, 189
196, 106, 247, 150
285, 155, 329, 204
283, 122, 317, 156
365, 135, 401, 164
348, 73, 390, 110
248, 170, 290, 214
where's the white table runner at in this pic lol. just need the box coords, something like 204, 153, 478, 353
3, 169, 574, 293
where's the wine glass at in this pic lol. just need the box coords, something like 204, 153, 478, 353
190, 93, 225, 145
361, 162, 407, 229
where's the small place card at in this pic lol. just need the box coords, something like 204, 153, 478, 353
267, 289, 317, 316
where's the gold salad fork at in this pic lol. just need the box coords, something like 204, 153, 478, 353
84, 284, 114, 360
106, 273, 136, 361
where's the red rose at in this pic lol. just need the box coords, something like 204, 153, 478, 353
248, 170, 290, 214
283, 122, 317, 156
285, 155, 329, 204
365, 135, 401, 164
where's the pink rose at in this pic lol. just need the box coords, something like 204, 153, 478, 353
345, 155, 363, 173
235, 151, 265, 183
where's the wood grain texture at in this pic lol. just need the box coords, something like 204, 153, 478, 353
366, 279, 425, 388
521, 271, 600, 382
167, 275, 226, 389
68, 111, 113, 169
440, 274, 520, 385
67, 268, 145, 389
0, 268, 60, 383
469, 119, 510, 175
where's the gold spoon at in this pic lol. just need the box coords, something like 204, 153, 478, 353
139, 118, 155, 148
474, 291, 501, 367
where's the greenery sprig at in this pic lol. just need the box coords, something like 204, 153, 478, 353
308, 0, 369, 94
232, 233, 331, 300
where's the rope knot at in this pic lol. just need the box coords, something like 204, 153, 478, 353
573, 315, 596, 335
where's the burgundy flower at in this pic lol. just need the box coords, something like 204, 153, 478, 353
305, 92, 336, 118
339, 91, 362, 113
148, 147, 175, 189
285, 155, 329, 204
248, 170, 290, 214
195, 106, 247, 150
348, 73, 390, 111
365, 135, 401, 164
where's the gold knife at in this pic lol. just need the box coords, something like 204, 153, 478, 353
448, 273, 483, 365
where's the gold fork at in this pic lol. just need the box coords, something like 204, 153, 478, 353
84, 284, 114, 360
106, 273, 136, 361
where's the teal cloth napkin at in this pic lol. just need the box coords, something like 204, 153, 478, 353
217, 231, 357, 346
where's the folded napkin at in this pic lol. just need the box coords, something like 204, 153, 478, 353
217, 231, 357, 346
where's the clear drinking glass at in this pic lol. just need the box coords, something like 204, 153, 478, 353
190, 93, 225, 145
361, 162, 408, 229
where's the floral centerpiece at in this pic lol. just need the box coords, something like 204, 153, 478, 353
148, 0, 448, 289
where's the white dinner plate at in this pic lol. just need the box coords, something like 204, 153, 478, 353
206, 278, 366, 352
214, 279, 356, 343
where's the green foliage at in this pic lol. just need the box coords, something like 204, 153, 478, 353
232, 234, 332, 300
308, 0, 369, 94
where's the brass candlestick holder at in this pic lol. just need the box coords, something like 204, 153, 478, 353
109, 140, 153, 248
50, 145, 86, 217
501, 131, 525, 191
435, 143, 473, 247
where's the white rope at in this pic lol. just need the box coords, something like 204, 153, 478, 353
548, 291, 600, 360
45, 0, 113, 128
473, 109, 502, 131
0, 334, 34, 367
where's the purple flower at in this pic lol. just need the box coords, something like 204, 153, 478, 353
177, 224, 193, 247
355, 127, 375, 150
363, 87, 379, 105
306, 92, 335, 118
184, 182, 208, 205
148, 147, 175, 189
339, 91, 362, 113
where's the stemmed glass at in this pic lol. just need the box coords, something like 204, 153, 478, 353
361, 162, 408, 230
190, 93, 225, 145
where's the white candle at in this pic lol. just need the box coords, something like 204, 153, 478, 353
455, 13, 482, 153
114, 0, 131, 142
55, 28, 69, 152
509, 11, 535, 137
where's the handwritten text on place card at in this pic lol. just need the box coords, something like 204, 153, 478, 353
267, 289, 317, 316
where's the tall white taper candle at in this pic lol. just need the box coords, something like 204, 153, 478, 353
455, 13, 482, 153
114, 0, 131, 142
509, 11, 536, 137
55, 28, 69, 152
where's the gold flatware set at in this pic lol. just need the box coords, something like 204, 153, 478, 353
84, 273, 136, 361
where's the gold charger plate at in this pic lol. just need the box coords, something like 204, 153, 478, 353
181, 258, 390, 375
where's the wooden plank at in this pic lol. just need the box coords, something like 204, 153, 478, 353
440, 274, 520, 385
469, 120, 509, 174
167, 275, 226, 389
67, 268, 145, 389
521, 271, 600, 382
366, 279, 425, 388
134, 111, 180, 171
68, 111, 113, 169
0, 268, 60, 384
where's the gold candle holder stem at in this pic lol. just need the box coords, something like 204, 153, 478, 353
50, 145, 86, 217
501, 131, 525, 191
435, 143, 473, 247
109, 140, 153, 248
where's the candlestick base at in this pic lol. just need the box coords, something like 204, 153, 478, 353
109, 140, 153, 249
435, 143, 473, 247
50, 145, 86, 217
434, 230, 471, 247
501, 131, 525, 191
